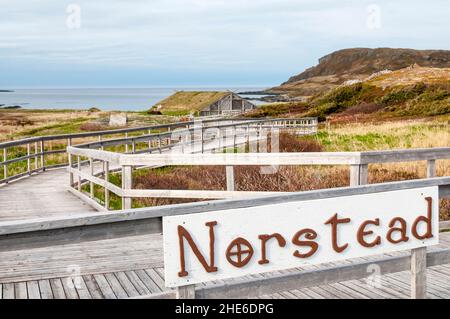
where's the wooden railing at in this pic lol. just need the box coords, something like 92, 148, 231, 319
67, 142, 450, 211
0, 177, 449, 298
0, 117, 318, 185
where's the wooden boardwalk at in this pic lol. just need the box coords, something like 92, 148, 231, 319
0, 168, 96, 221
0, 229, 450, 299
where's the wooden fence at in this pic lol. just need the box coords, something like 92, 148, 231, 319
0, 117, 317, 185
67, 143, 450, 211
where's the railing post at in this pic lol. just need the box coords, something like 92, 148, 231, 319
68, 152, 74, 187
148, 130, 152, 151
427, 160, 436, 178
122, 166, 132, 209
201, 128, 204, 154
34, 142, 38, 170
177, 285, 195, 299
350, 164, 368, 186
67, 138, 73, 185
104, 161, 110, 210
125, 133, 129, 153
27, 143, 31, 175
232, 126, 237, 152
2, 148, 7, 181
98, 135, 103, 150
158, 136, 162, 154
226, 166, 235, 191
132, 139, 136, 154
40, 139, 45, 171
411, 247, 427, 299
89, 158, 94, 199
77, 156, 81, 192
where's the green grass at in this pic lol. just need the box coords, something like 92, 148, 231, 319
254, 82, 450, 121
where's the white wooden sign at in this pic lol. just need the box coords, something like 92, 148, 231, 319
163, 187, 439, 287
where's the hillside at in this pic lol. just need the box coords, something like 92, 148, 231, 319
247, 65, 450, 121
270, 48, 450, 97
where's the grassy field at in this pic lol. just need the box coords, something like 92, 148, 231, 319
1, 109, 448, 217
119, 118, 449, 218
0, 108, 178, 142
0, 109, 177, 180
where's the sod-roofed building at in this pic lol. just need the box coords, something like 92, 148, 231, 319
153, 91, 256, 116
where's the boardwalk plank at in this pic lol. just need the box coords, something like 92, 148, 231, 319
27, 281, 41, 299
2, 283, 14, 299
104, 273, 128, 299
49, 279, 66, 299
75, 276, 92, 299
61, 277, 79, 299
38, 280, 53, 299
93, 274, 116, 299
124, 271, 151, 295
14, 282, 27, 299
145, 269, 166, 291
82, 275, 103, 299
135, 269, 162, 293
114, 272, 139, 297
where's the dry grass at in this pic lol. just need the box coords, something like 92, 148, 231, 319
132, 127, 449, 218
318, 118, 450, 151
0, 110, 98, 141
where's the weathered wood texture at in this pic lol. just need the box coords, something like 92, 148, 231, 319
0, 168, 96, 221
1, 233, 450, 299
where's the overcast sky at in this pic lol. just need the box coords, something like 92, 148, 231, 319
1, 0, 449, 88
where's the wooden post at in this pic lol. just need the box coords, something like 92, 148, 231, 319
99, 135, 103, 150
232, 126, 237, 152
125, 133, 129, 153
89, 158, 94, 199
201, 128, 204, 153
177, 285, 195, 299
350, 164, 368, 186
68, 152, 74, 187
158, 136, 162, 154
217, 128, 222, 153
67, 138, 73, 186
122, 166, 132, 209
226, 166, 235, 191
34, 142, 38, 170
168, 127, 172, 147
411, 247, 427, 299
27, 143, 31, 175
77, 156, 81, 192
427, 160, 436, 178
148, 130, 152, 151
104, 161, 110, 209
2, 148, 7, 181
40, 139, 45, 171
246, 124, 250, 152
132, 140, 136, 154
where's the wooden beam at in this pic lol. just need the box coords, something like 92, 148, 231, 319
226, 166, 235, 192
177, 285, 195, 299
427, 159, 436, 178
411, 247, 427, 299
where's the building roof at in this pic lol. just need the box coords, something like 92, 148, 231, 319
153, 91, 230, 116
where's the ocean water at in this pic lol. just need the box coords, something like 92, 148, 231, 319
0, 87, 268, 111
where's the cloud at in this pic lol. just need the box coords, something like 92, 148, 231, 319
0, 0, 449, 86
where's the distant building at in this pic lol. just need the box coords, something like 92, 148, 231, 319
153, 91, 256, 117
